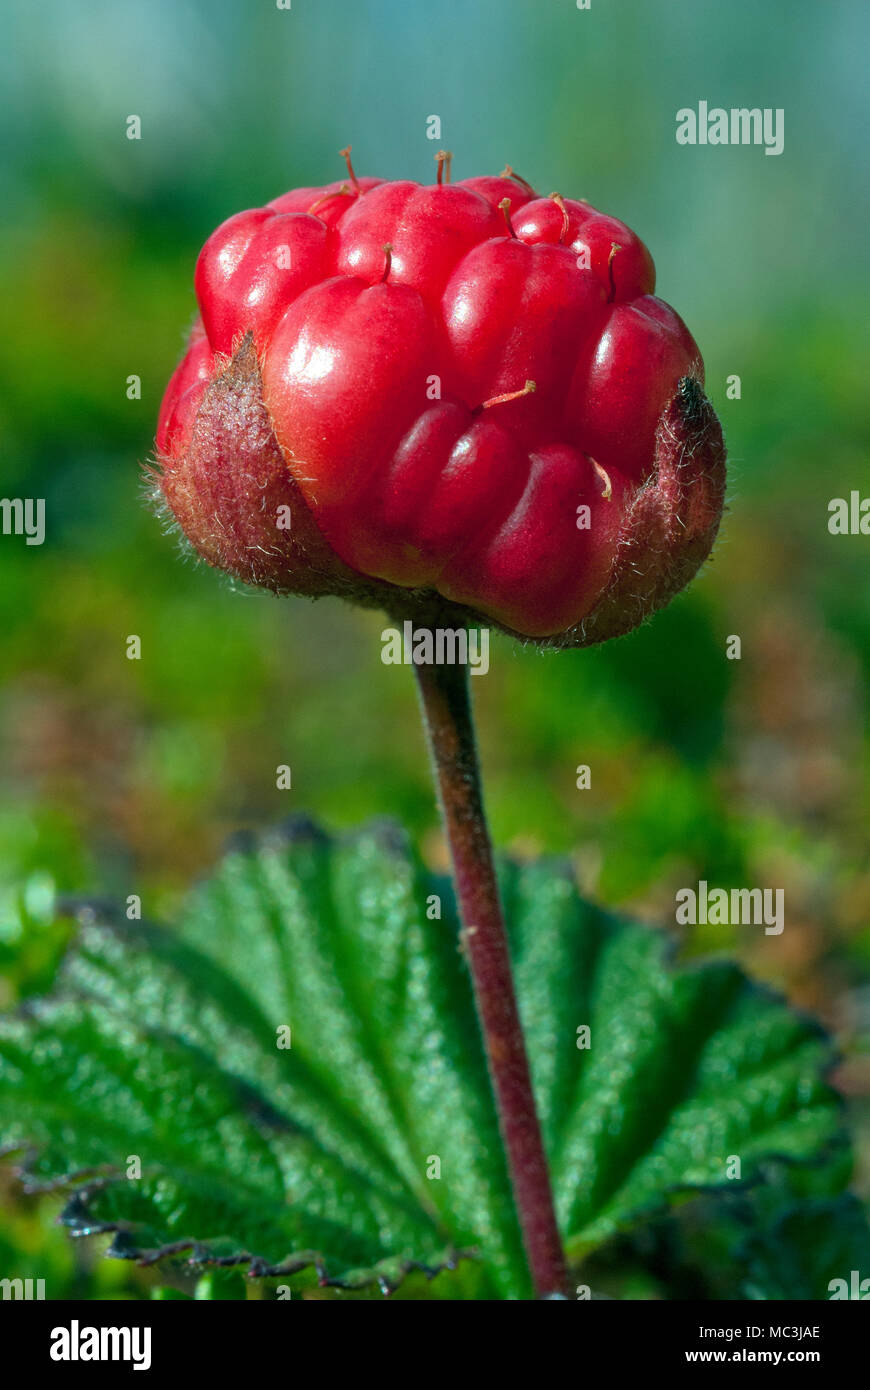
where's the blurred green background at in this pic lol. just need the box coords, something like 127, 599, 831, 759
1, 0, 868, 1298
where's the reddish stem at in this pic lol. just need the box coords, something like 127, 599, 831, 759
414, 657, 570, 1299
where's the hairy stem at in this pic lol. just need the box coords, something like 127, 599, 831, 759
414, 657, 569, 1298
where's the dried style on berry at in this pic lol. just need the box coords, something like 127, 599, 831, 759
153, 156, 726, 645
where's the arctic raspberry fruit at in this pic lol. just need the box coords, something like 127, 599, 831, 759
154, 156, 725, 644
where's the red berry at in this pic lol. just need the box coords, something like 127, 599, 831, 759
153, 159, 725, 645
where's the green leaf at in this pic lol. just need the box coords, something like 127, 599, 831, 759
0, 818, 849, 1299
738, 1194, 870, 1300
501, 859, 847, 1260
